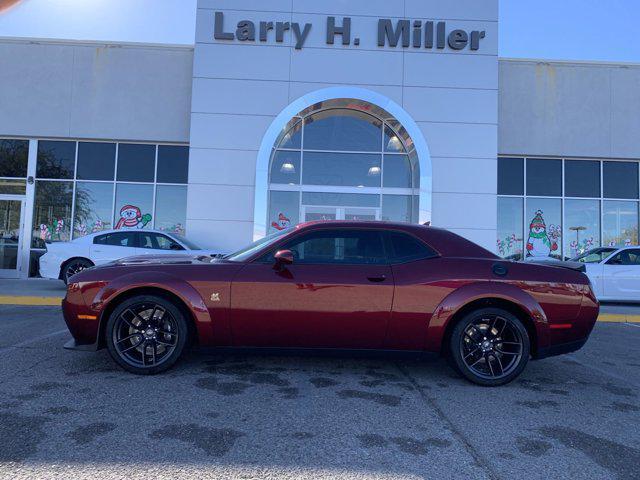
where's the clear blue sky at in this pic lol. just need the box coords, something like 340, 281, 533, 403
0, 0, 638, 62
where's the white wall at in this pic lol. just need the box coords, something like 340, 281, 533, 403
188, 0, 499, 251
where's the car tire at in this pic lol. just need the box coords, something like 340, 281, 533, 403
449, 307, 530, 387
62, 258, 93, 284
105, 295, 189, 375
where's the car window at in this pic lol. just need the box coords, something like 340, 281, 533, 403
606, 249, 640, 266
384, 231, 437, 263
138, 232, 183, 250
93, 232, 136, 247
266, 229, 387, 265
572, 247, 616, 263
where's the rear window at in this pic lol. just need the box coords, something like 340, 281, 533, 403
384, 231, 437, 263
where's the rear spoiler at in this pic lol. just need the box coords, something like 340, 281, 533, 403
523, 258, 586, 273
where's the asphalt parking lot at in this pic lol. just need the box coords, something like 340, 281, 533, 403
0, 306, 639, 479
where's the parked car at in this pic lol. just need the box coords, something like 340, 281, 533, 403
576, 246, 640, 302
570, 247, 618, 264
61, 221, 599, 386
40, 229, 220, 283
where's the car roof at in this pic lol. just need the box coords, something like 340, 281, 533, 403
73, 229, 178, 242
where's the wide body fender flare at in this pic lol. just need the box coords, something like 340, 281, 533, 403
424, 281, 550, 353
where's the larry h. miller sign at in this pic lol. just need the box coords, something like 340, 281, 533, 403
212, 12, 486, 51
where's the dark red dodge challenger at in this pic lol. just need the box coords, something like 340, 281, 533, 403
62, 221, 599, 386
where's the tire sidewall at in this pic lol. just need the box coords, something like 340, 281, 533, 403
450, 307, 530, 386
105, 294, 188, 375
63, 258, 93, 284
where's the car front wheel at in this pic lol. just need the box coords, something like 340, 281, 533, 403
105, 295, 189, 375
449, 308, 530, 386
62, 258, 93, 284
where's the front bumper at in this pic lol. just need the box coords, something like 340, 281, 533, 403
64, 338, 99, 351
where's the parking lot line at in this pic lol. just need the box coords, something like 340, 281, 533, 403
597, 313, 640, 324
0, 295, 62, 306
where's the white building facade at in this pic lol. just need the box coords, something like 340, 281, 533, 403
0, 0, 638, 277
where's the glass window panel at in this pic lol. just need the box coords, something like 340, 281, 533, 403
303, 109, 382, 152
603, 201, 638, 247
302, 152, 381, 187
384, 125, 406, 153
497, 197, 524, 260
277, 120, 302, 149
270, 151, 301, 185
155, 185, 187, 236
284, 230, 386, 265
94, 232, 136, 247
564, 199, 600, 259
157, 145, 189, 184
268, 190, 300, 234
302, 192, 379, 208
73, 182, 113, 238
114, 184, 154, 230
607, 249, 640, 265
139, 232, 183, 250
382, 195, 412, 223
385, 231, 437, 263
383, 155, 412, 188
36, 141, 75, 179
32, 180, 73, 246
603, 162, 639, 199
525, 198, 562, 259
0, 200, 21, 269
0, 179, 26, 195
117, 143, 155, 182
0, 139, 28, 178
526, 158, 562, 196
77, 142, 116, 180
564, 160, 600, 198
498, 157, 524, 195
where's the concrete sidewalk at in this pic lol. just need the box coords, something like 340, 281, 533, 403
0, 279, 639, 322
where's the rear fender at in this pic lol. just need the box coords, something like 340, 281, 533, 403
92, 271, 213, 345
425, 281, 550, 353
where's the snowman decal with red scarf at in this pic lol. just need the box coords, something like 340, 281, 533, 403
115, 205, 152, 230
271, 213, 291, 231
526, 210, 559, 257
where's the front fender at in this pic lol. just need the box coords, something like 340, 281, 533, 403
425, 281, 550, 353
93, 271, 213, 345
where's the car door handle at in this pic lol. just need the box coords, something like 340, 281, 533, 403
367, 275, 387, 283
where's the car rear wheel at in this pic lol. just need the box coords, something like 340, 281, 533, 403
62, 258, 93, 284
449, 308, 530, 386
105, 295, 189, 375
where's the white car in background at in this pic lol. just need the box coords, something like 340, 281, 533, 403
571, 246, 640, 302
39, 229, 220, 283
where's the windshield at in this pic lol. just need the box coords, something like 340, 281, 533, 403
224, 227, 294, 262
172, 234, 202, 250
570, 247, 617, 263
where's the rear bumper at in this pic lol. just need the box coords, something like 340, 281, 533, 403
534, 338, 588, 360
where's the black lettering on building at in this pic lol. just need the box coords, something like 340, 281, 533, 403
447, 29, 468, 50
214, 12, 234, 40
259, 21, 274, 42
275, 22, 290, 43
292, 23, 312, 49
327, 16, 351, 45
378, 19, 410, 47
236, 20, 256, 41
470, 30, 486, 51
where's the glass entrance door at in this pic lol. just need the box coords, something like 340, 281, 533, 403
302, 206, 380, 222
0, 197, 25, 278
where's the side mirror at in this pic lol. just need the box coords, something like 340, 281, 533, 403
274, 249, 294, 269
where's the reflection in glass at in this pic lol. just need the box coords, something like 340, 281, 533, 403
603, 201, 638, 247
32, 181, 73, 246
36, 141, 76, 179
525, 198, 562, 259
117, 144, 156, 182
303, 109, 382, 152
302, 192, 379, 208
564, 199, 600, 258
270, 151, 301, 185
603, 162, 639, 199
383, 155, 412, 188
155, 185, 187, 235
302, 152, 381, 187
77, 142, 116, 180
114, 184, 154, 230
497, 197, 524, 260
157, 145, 189, 184
73, 182, 113, 238
0, 200, 21, 269
384, 125, 406, 153
0, 139, 28, 178
0, 179, 26, 195
276, 120, 302, 149
526, 159, 562, 196
268, 191, 299, 234
382, 195, 413, 223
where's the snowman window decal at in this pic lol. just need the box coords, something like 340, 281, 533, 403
271, 212, 291, 231
526, 210, 560, 258
115, 205, 152, 230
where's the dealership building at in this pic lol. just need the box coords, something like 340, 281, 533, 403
1, 0, 639, 278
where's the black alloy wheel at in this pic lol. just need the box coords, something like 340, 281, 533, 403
62, 258, 93, 284
450, 308, 530, 386
106, 295, 189, 375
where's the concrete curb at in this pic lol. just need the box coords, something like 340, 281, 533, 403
597, 313, 640, 324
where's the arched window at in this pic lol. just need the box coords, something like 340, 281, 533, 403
267, 99, 420, 233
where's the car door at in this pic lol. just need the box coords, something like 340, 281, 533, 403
229, 228, 394, 349
135, 232, 185, 256
602, 248, 640, 300
90, 232, 138, 264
